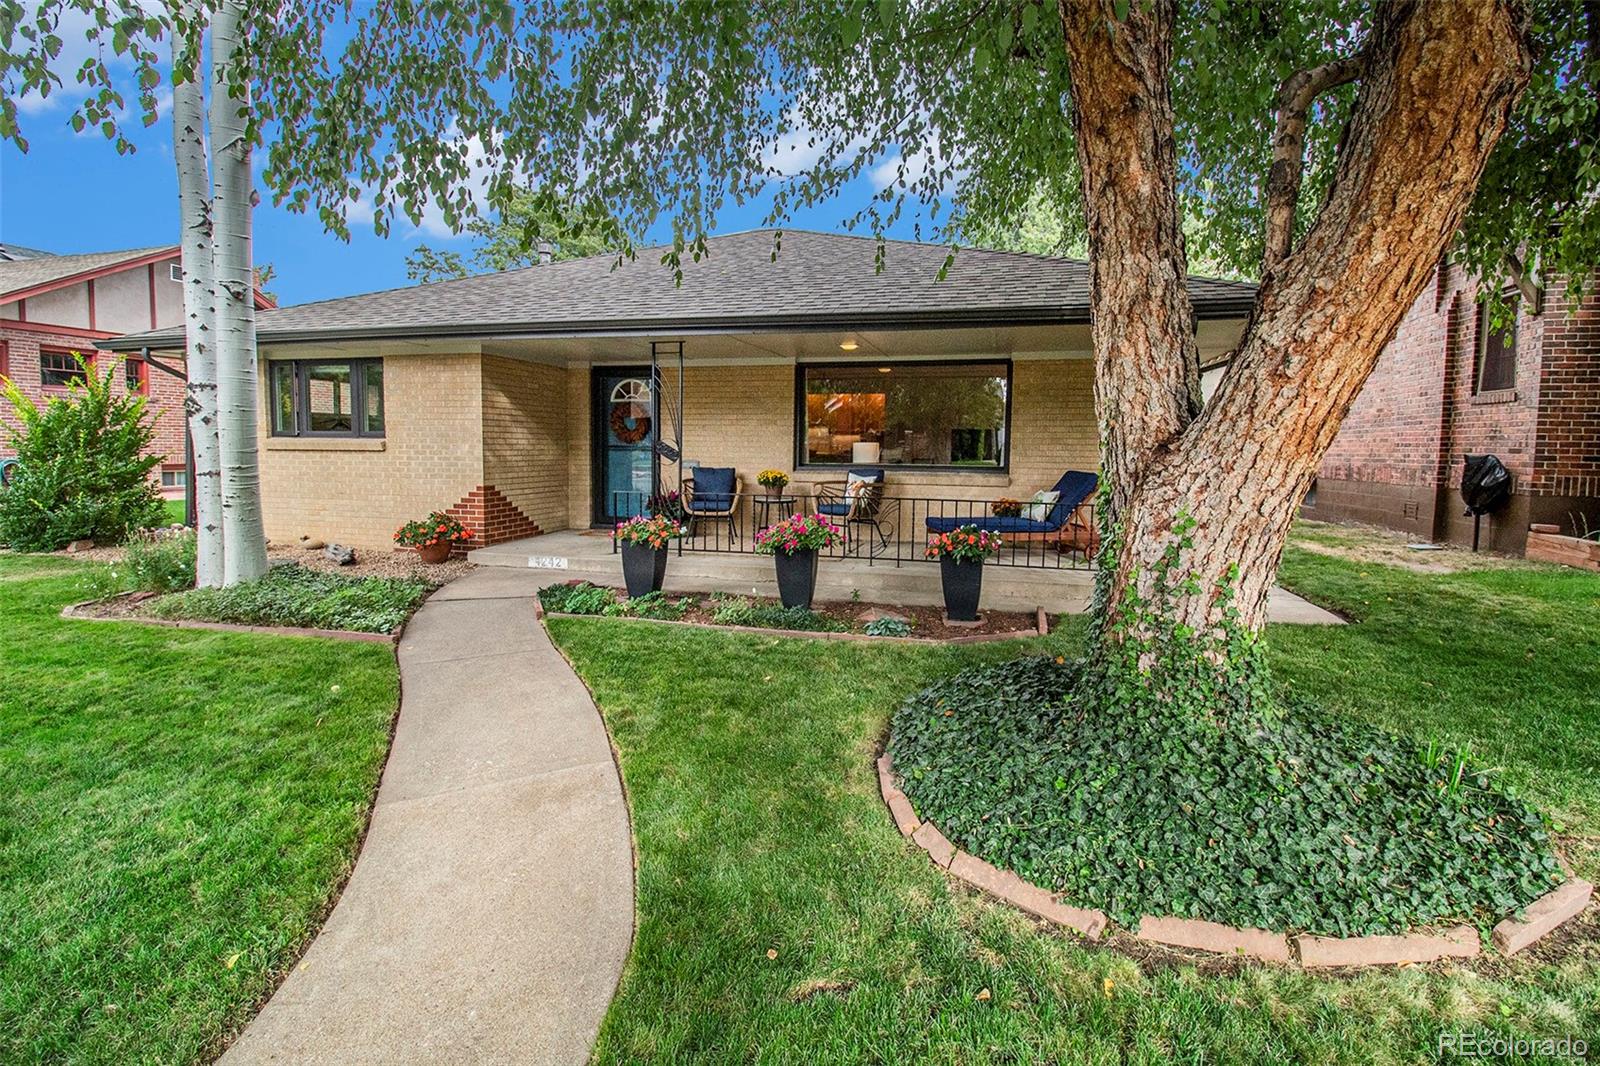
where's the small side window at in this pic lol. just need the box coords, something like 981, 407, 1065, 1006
40, 349, 87, 388
1475, 298, 1517, 393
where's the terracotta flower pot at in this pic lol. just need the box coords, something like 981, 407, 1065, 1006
416, 541, 452, 564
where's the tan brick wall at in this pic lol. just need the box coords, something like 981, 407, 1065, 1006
259, 352, 484, 551
481, 355, 570, 532
658, 357, 1098, 508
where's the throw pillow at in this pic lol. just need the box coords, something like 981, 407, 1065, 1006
1024, 490, 1060, 522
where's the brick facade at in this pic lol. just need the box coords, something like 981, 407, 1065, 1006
1303, 263, 1600, 552
1, 252, 191, 495
255, 347, 1108, 554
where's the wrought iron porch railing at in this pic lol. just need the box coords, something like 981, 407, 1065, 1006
607, 491, 1099, 571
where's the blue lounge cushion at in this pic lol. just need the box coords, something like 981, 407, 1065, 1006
691, 467, 737, 511
924, 514, 1055, 535
922, 470, 1098, 535
816, 501, 850, 517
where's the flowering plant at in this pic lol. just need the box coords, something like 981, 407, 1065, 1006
755, 512, 840, 555
614, 513, 685, 549
646, 489, 687, 522
756, 468, 791, 493
925, 524, 1003, 563
990, 497, 1023, 518
394, 511, 473, 549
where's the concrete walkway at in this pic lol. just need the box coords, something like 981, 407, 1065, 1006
222, 569, 634, 1065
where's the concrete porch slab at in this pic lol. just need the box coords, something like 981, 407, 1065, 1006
470, 531, 1343, 625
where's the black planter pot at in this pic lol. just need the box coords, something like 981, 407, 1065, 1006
940, 555, 984, 621
773, 549, 819, 609
620, 542, 668, 598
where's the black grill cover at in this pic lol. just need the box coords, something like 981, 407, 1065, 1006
1461, 454, 1512, 515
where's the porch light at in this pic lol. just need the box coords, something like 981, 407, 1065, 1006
877, 366, 891, 373
838, 339, 858, 351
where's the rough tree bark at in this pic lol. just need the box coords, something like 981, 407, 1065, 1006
170, 0, 224, 588
209, 0, 268, 585
1061, 0, 1530, 639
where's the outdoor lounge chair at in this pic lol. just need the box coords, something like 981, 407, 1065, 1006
683, 467, 743, 547
924, 470, 1100, 558
813, 466, 898, 557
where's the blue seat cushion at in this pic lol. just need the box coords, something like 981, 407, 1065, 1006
925, 515, 1056, 535
816, 501, 851, 517
691, 467, 737, 511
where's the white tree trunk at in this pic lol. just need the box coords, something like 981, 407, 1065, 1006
209, 0, 268, 585
170, 0, 224, 588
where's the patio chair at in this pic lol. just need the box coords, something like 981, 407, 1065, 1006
683, 467, 743, 548
813, 467, 898, 557
925, 470, 1100, 559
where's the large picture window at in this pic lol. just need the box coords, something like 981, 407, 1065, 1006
269, 358, 385, 437
798, 361, 1010, 469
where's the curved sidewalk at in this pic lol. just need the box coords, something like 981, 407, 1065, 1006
222, 568, 634, 1065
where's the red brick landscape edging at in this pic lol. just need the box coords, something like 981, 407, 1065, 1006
876, 751, 1593, 968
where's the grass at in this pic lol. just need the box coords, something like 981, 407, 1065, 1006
162, 497, 186, 526
0, 553, 399, 1064
547, 530, 1599, 1063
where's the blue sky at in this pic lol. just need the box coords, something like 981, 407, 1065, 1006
1, 76, 929, 310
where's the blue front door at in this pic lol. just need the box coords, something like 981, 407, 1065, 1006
594, 370, 654, 525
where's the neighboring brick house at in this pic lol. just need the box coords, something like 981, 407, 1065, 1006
1300, 261, 1599, 554
0, 244, 192, 496
102, 229, 1258, 553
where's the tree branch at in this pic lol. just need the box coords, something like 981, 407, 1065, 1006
1261, 55, 1365, 272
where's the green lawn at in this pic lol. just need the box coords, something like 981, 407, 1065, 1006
548, 537, 1600, 1063
0, 554, 399, 1064
162, 497, 187, 526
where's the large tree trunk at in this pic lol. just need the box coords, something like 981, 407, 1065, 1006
209, 0, 268, 585
170, 0, 224, 588
1061, 0, 1529, 644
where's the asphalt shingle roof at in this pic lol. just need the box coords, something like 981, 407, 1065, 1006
0, 245, 176, 301
103, 229, 1257, 351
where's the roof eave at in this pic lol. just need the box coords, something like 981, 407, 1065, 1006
100, 297, 1255, 353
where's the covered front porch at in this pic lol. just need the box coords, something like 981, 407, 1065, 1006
468, 530, 1342, 623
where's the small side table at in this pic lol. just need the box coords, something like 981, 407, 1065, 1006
752, 494, 797, 534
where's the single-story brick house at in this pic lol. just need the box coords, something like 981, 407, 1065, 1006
1301, 261, 1599, 554
103, 229, 1255, 553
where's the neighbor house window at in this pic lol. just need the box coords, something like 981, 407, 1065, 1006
160, 465, 188, 489
797, 361, 1010, 469
40, 349, 87, 387
269, 358, 385, 437
1475, 298, 1517, 393
125, 356, 148, 395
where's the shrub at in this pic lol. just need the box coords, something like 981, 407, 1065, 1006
539, 581, 620, 615
864, 616, 913, 637
708, 593, 847, 632
890, 657, 1562, 937
0, 354, 164, 551
147, 564, 427, 633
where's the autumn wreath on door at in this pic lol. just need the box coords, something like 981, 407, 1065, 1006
608, 378, 652, 444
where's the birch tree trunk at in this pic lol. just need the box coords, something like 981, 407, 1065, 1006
209, 0, 268, 585
170, 0, 224, 588
1061, 0, 1529, 648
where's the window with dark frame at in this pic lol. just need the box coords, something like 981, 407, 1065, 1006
269, 358, 385, 438
796, 360, 1011, 470
1475, 298, 1518, 394
40, 349, 88, 388
125, 357, 149, 395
